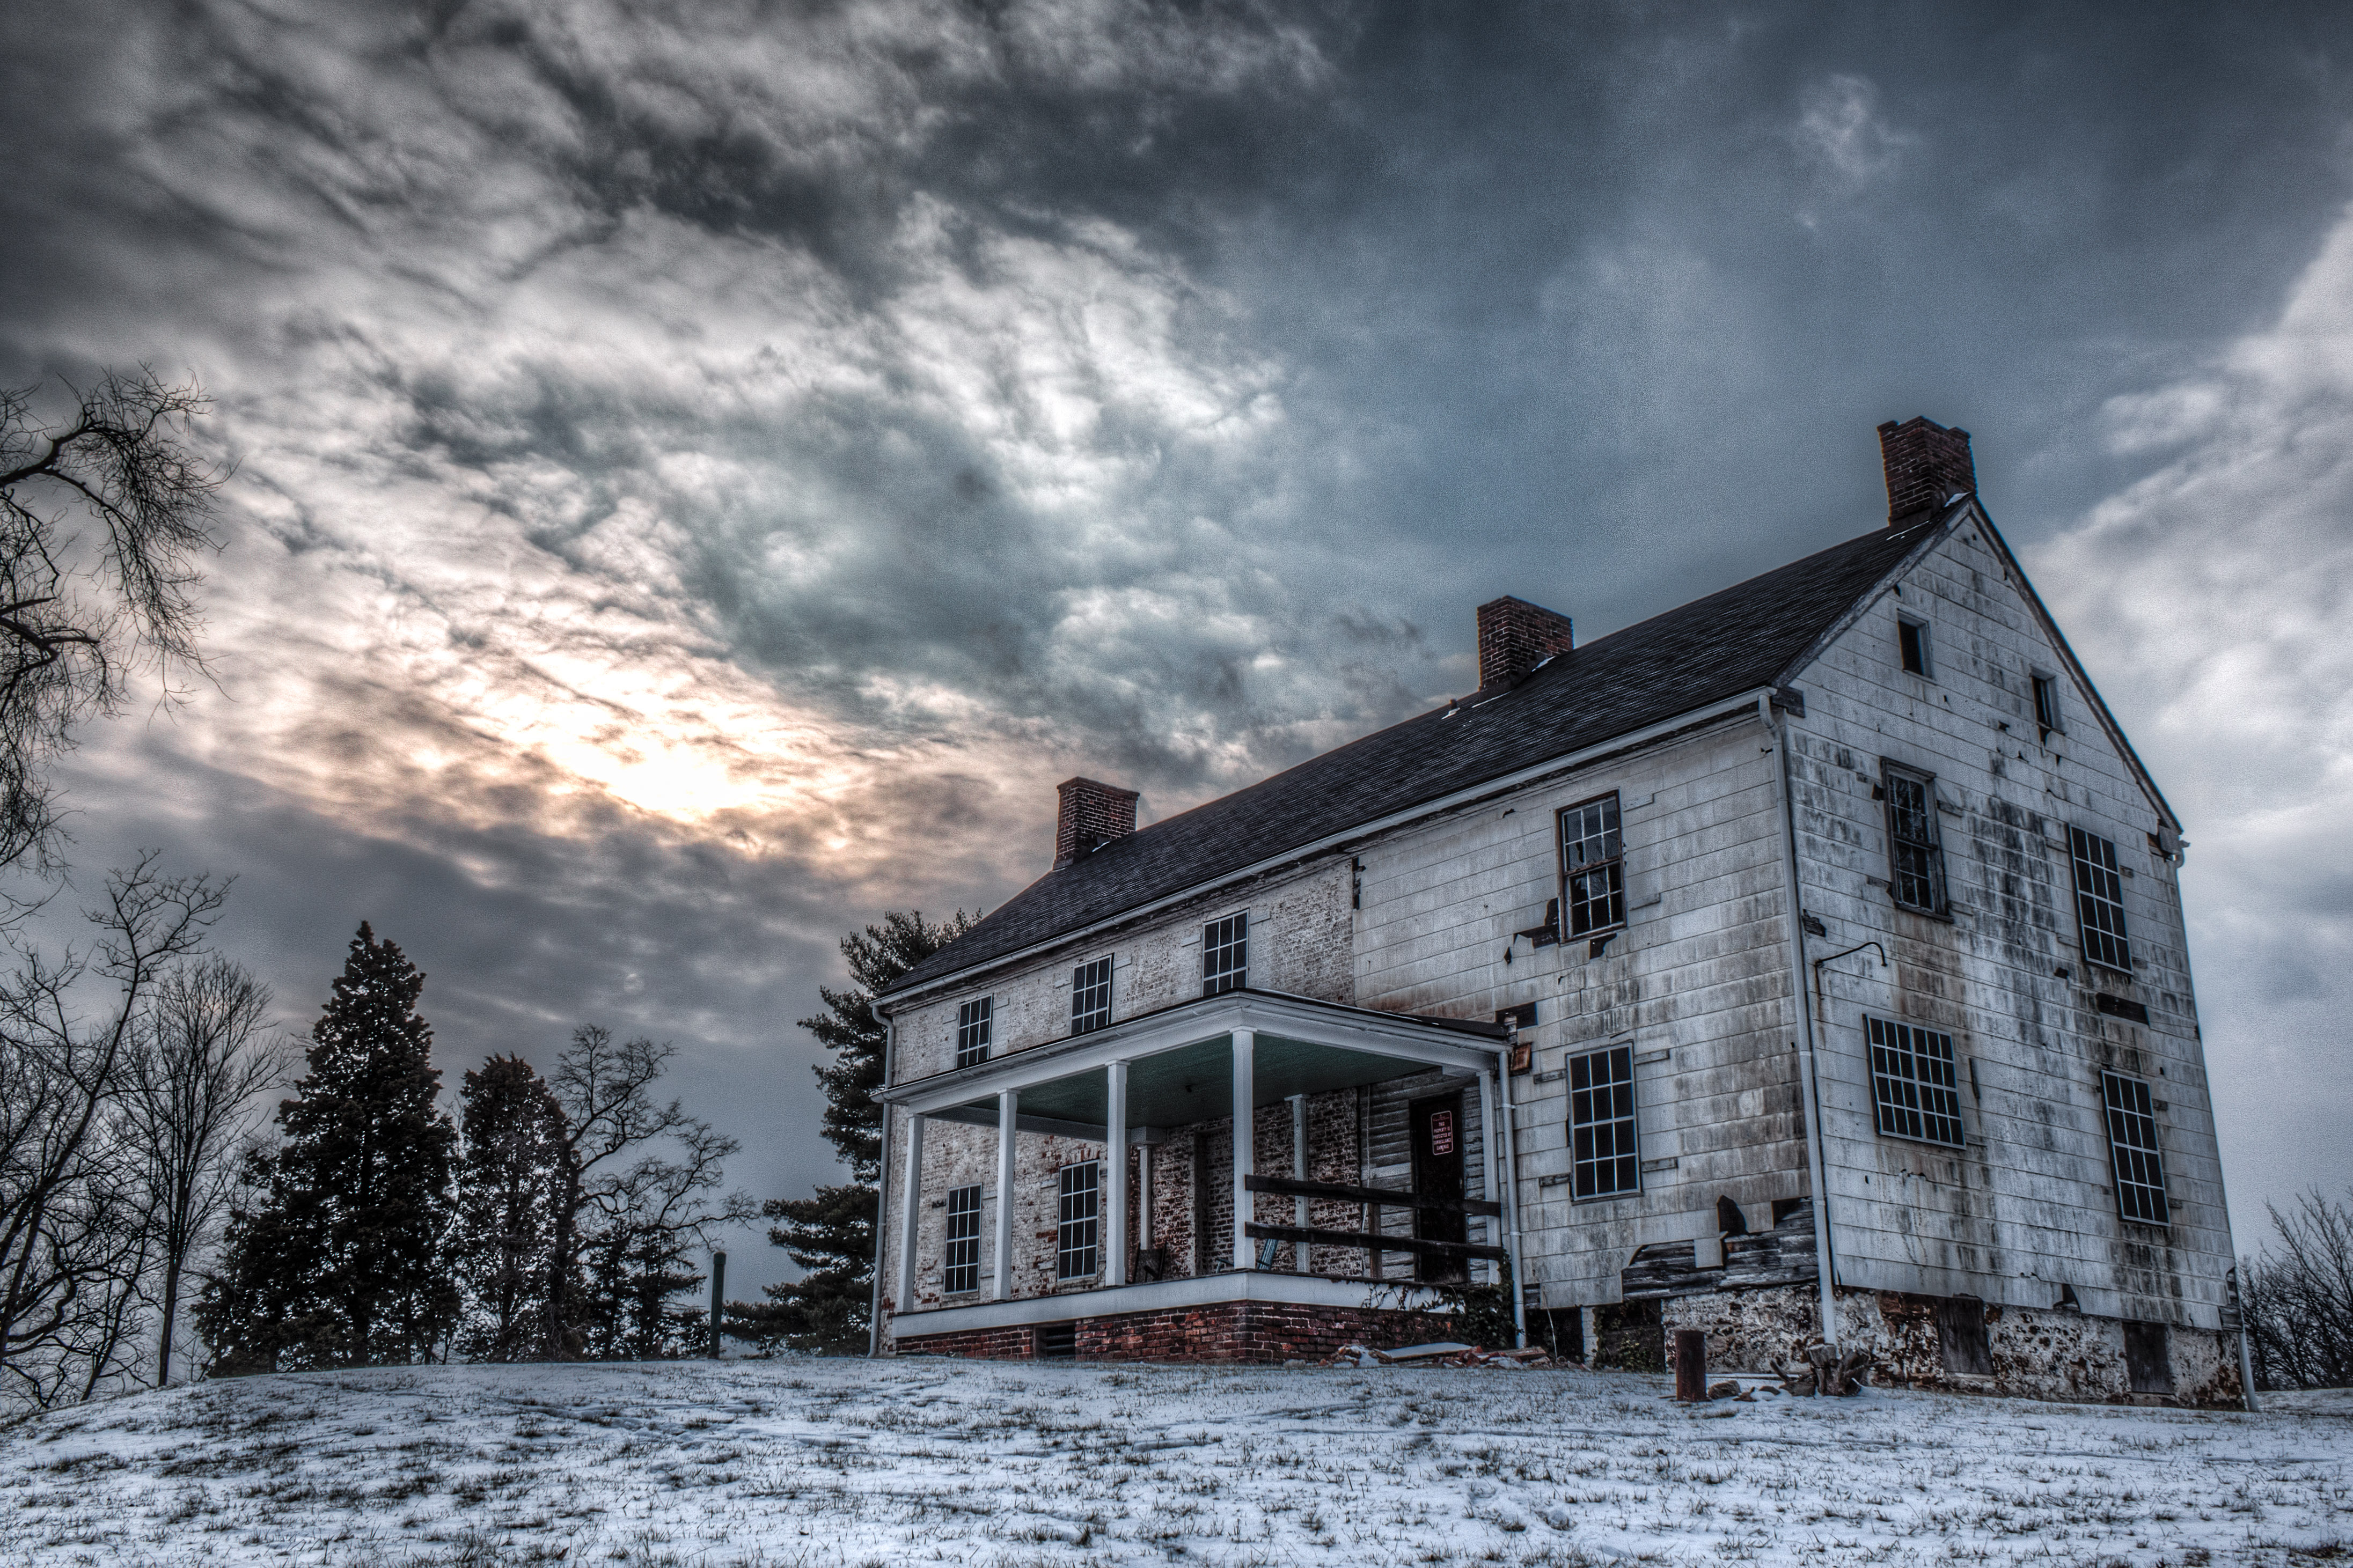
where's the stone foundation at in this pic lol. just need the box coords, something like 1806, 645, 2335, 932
1659, 1285, 2246, 1407
896, 1298, 1459, 1364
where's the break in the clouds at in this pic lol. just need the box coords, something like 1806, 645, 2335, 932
6, 1, 2352, 1283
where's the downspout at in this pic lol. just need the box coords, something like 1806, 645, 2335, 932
1496, 1047, 1528, 1349
867, 1015, 897, 1358
1760, 691, 1841, 1348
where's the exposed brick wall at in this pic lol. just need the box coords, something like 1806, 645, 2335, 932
1875, 416, 1975, 526
1475, 597, 1574, 691
1055, 777, 1140, 870
897, 1298, 1461, 1364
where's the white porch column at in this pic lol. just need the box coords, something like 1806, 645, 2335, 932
1478, 1070, 1501, 1286
1105, 1060, 1129, 1287
896, 1111, 927, 1312
1230, 1028, 1255, 1272
993, 1088, 1018, 1302
1289, 1093, 1308, 1272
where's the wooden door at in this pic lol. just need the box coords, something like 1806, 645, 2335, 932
1410, 1092, 1467, 1283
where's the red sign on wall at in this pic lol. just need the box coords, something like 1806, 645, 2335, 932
1430, 1110, 1455, 1157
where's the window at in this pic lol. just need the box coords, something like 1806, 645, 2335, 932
1567, 1045, 1639, 1199
1071, 956, 1112, 1034
2069, 827, 2132, 974
2103, 1072, 2169, 1225
955, 996, 993, 1070
2033, 672, 2063, 740
943, 1184, 983, 1294
1203, 912, 1248, 996
1056, 1161, 1101, 1279
1883, 765, 1947, 913
1867, 1017, 1966, 1147
1560, 793, 1624, 937
1898, 616, 1933, 678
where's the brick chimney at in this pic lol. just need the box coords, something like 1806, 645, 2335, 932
1876, 416, 1976, 528
1476, 597, 1574, 691
1054, 777, 1140, 870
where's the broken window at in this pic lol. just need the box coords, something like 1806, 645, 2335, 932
1568, 1044, 1638, 1199
1560, 793, 1624, 937
2070, 826, 2132, 974
1867, 1017, 1966, 1147
1057, 1161, 1101, 1280
1202, 912, 1248, 996
1898, 615, 1933, 678
1883, 765, 1947, 914
1071, 956, 1113, 1034
943, 1184, 983, 1294
955, 996, 993, 1069
2102, 1072, 2170, 1225
2033, 671, 2063, 740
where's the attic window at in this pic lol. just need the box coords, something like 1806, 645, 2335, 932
1898, 615, 1933, 678
2032, 671, 2063, 740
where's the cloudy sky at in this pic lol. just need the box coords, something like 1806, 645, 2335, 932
4, 1, 2350, 1293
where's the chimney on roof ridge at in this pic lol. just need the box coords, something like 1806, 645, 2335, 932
1054, 776, 1140, 870
1877, 416, 1976, 528
1476, 596, 1574, 692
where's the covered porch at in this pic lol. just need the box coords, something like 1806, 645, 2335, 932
879, 991, 1521, 1354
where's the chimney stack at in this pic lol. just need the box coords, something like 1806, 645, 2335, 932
1054, 777, 1140, 870
1476, 597, 1574, 691
1876, 416, 1976, 528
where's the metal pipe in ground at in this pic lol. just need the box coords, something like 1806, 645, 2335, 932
1674, 1328, 1707, 1402
709, 1249, 727, 1358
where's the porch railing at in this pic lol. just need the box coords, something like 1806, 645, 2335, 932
1240, 1173, 1507, 1267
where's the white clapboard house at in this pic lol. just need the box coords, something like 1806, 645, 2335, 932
867, 418, 2245, 1403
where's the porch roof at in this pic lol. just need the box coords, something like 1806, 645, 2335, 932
880, 990, 1507, 1133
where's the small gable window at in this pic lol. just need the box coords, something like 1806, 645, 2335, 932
955, 996, 993, 1069
1203, 912, 1248, 996
1898, 615, 1933, 678
1072, 956, 1113, 1034
2032, 671, 2063, 741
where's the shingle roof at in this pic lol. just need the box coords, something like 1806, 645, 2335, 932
882, 517, 1942, 1002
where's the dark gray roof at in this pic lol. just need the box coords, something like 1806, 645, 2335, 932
883, 517, 1939, 1002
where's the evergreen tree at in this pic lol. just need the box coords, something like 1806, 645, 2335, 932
738, 910, 971, 1353
199, 923, 458, 1371
453, 1056, 572, 1362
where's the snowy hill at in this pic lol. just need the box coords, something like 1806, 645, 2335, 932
1, 1359, 2345, 1566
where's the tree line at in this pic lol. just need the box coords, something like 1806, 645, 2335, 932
2242, 1188, 2353, 1392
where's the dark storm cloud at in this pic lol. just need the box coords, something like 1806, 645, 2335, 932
5, 0, 2353, 1286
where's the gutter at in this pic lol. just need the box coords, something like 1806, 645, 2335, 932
878, 687, 1780, 1015
1758, 690, 1842, 1348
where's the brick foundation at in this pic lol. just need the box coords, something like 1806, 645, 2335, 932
895, 1298, 1460, 1364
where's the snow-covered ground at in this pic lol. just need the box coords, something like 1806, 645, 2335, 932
1, 1359, 2345, 1567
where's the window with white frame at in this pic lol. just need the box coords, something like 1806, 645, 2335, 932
2069, 826, 2132, 974
1071, 956, 1113, 1034
943, 1184, 983, 1294
1567, 1044, 1638, 1199
1056, 1161, 1101, 1279
2102, 1072, 2169, 1225
1898, 615, 1933, 678
955, 996, 993, 1069
1867, 1017, 1966, 1148
1560, 793, 1625, 937
1883, 764, 1947, 914
1203, 912, 1248, 996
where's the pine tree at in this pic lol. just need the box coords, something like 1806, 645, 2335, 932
453, 1056, 572, 1362
738, 910, 971, 1353
199, 923, 458, 1371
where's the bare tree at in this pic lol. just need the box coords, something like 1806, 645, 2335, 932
0, 856, 225, 1407
122, 956, 284, 1386
2242, 1187, 2353, 1392
0, 370, 223, 877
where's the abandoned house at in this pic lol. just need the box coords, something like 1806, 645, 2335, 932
867, 417, 2246, 1404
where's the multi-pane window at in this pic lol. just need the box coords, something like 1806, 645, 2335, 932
1056, 1161, 1101, 1280
1203, 912, 1248, 996
1884, 766, 1946, 914
955, 996, 993, 1070
1568, 1045, 1639, 1199
1560, 794, 1624, 936
2069, 826, 2132, 974
943, 1184, 983, 1294
1867, 1017, 1966, 1148
2103, 1072, 2170, 1225
1071, 956, 1113, 1034
2033, 672, 2063, 740
1898, 616, 1933, 678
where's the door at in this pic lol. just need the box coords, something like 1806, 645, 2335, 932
1410, 1092, 1467, 1283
